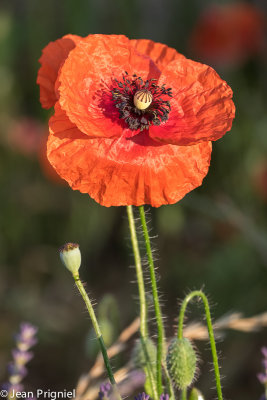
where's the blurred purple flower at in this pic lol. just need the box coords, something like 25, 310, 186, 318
3, 322, 38, 396
99, 383, 112, 400
258, 373, 267, 385
15, 323, 38, 351
258, 346, 267, 400
117, 370, 146, 398
98, 383, 168, 400
1, 383, 23, 392
12, 350, 33, 365
7, 363, 27, 384
262, 347, 267, 358
134, 393, 149, 400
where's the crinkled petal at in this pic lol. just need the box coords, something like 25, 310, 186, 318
38, 137, 66, 185
58, 34, 160, 139
37, 34, 81, 109
149, 57, 235, 145
48, 103, 212, 207
130, 38, 185, 70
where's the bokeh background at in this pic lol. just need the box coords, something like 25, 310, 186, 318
0, 0, 267, 399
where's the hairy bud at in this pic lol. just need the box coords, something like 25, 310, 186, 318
166, 337, 197, 390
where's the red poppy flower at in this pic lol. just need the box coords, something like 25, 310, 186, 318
37, 34, 235, 207
37, 34, 81, 109
189, 4, 266, 67
38, 137, 66, 185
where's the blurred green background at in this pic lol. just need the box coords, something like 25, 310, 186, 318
0, 0, 267, 399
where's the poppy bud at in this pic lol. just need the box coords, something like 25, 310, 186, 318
134, 90, 153, 110
59, 243, 81, 275
132, 338, 157, 370
188, 388, 204, 400
166, 337, 197, 390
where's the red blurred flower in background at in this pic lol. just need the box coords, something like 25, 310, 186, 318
7, 118, 45, 156
189, 3, 266, 67
6, 118, 65, 185
252, 161, 267, 202
37, 34, 235, 207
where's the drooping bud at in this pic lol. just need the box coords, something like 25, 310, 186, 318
188, 388, 204, 400
59, 243, 81, 275
166, 337, 197, 390
134, 89, 153, 110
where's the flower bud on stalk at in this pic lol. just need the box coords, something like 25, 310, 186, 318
58, 243, 122, 399
166, 337, 197, 390
59, 243, 81, 275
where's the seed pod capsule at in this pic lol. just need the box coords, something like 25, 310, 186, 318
166, 337, 197, 390
59, 243, 81, 275
134, 89, 153, 110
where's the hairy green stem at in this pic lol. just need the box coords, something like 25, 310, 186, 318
143, 361, 158, 400
163, 363, 176, 400
73, 274, 121, 399
178, 290, 223, 400
181, 389, 187, 400
139, 205, 164, 395
127, 206, 158, 400
127, 206, 148, 338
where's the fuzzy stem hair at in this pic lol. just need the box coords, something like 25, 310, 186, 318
138, 205, 164, 396
127, 206, 148, 338
126, 206, 158, 399
178, 290, 223, 400
73, 274, 122, 400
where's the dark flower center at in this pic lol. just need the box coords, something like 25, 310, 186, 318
111, 72, 172, 131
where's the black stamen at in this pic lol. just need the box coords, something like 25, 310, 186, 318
111, 72, 172, 131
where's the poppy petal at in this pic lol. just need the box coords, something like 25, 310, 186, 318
58, 34, 160, 139
37, 34, 81, 109
149, 57, 235, 145
131, 38, 185, 70
48, 103, 212, 207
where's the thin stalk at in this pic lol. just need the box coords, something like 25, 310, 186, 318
163, 363, 176, 400
139, 205, 164, 395
144, 364, 158, 400
181, 389, 187, 400
127, 206, 158, 400
73, 274, 122, 400
178, 290, 223, 400
126, 206, 148, 338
